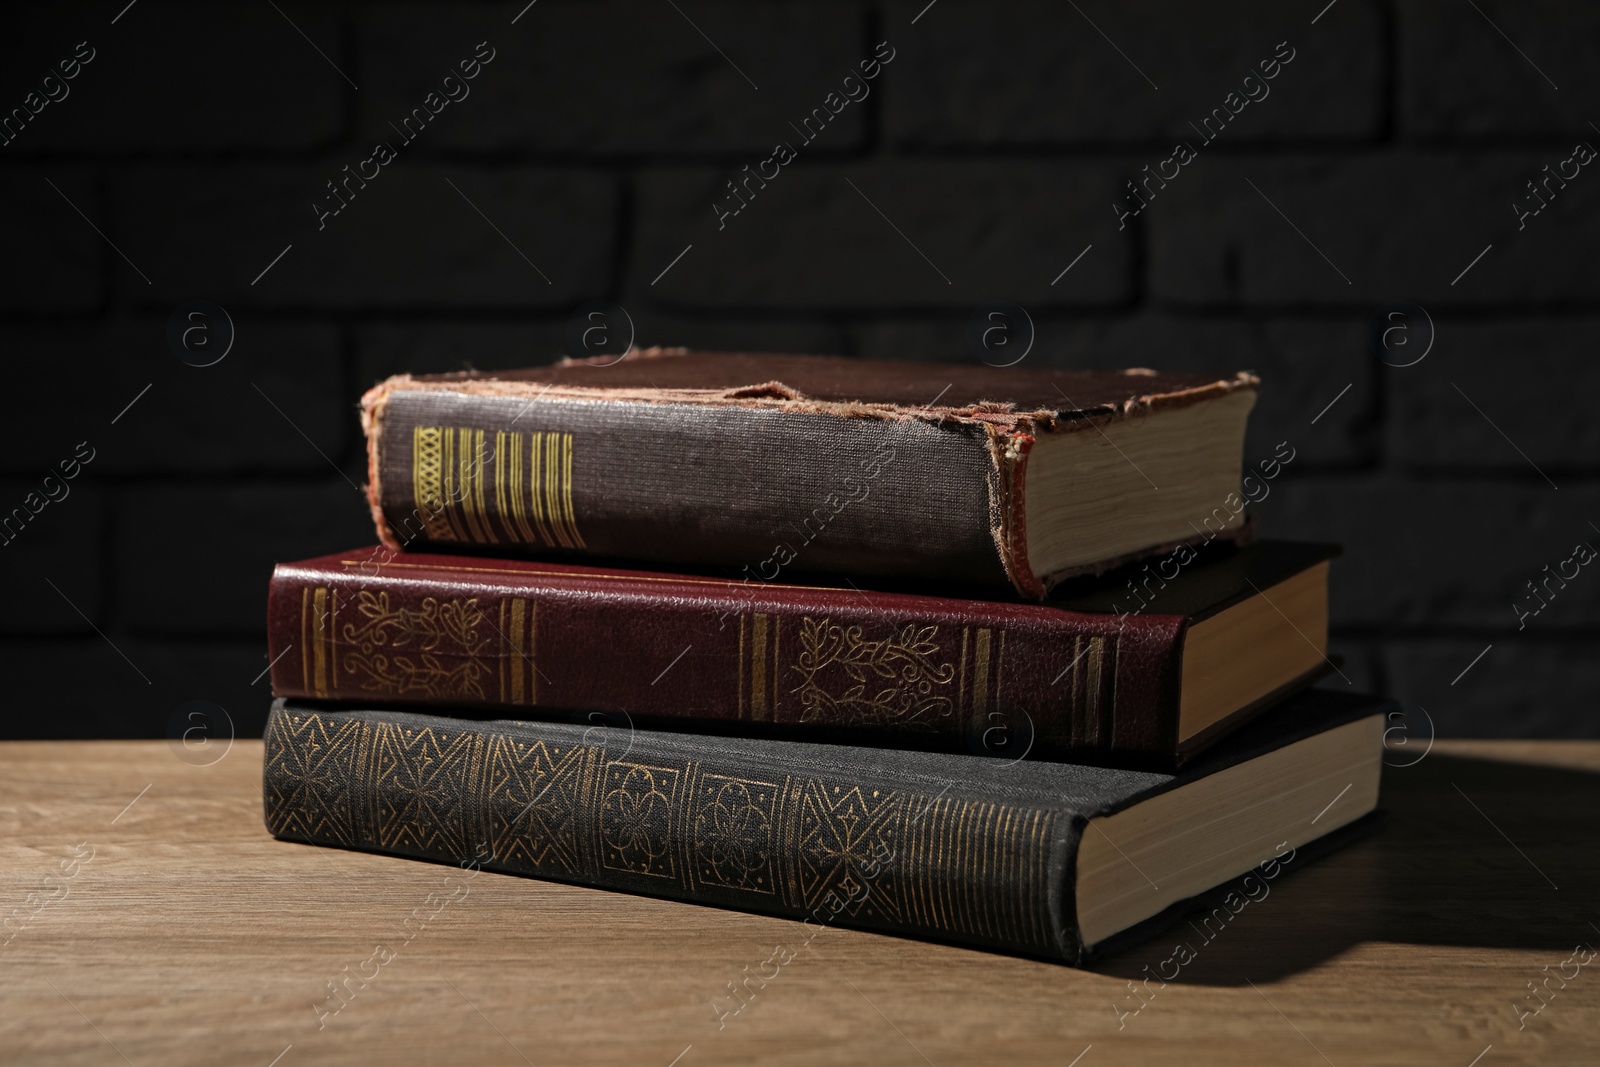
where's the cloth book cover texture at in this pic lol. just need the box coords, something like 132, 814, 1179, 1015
360, 349, 1256, 598
262, 688, 1383, 964
267, 543, 1334, 769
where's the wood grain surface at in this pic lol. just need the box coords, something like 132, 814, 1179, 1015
1, 738, 1596, 1066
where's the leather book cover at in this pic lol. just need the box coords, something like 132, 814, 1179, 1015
360, 348, 1258, 597
261, 688, 1386, 965
266, 541, 1336, 770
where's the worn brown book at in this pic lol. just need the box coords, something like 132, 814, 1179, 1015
267, 541, 1335, 770
360, 349, 1258, 598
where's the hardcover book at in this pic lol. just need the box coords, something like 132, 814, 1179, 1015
262, 688, 1385, 964
359, 349, 1259, 598
267, 541, 1336, 769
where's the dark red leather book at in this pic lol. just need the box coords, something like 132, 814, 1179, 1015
266, 541, 1337, 769
359, 349, 1259, 598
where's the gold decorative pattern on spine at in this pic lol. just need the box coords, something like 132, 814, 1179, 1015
368, 720, 484, 857
265, 710, 1061, 956
789, 617, 958, 729
338, 591, 493, 700
692, 774, 780, 894
261, 711, 367, 846
599, 761, 681, 879
411, 427, 457, 541
410, 426, 583, 549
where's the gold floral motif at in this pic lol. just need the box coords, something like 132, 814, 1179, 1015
789, 616, 957, 728
599, 763, 679, 878
339, 590, 492, 700
693, 776, 778, 894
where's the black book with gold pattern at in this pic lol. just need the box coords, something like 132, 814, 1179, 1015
263, 689, 1385, 963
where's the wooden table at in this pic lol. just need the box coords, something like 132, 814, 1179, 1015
1, 739, 1596, 1066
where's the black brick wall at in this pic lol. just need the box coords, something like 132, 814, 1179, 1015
2, 0, 1594, 742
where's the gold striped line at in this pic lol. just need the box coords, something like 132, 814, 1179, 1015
1106, 638, 1119, 744
509, 599, 527, 703
737, 615, 747, 720
968, 802, 987, 939
475, 430, 496, 543
930, 802, 948, 932
507, 432, 525, 543
944, 799, 962, 936
1030, 811, 1049, 945
937, 798, 958, 935
550, 433, 568, 547
993, 631, 1005, 713
977, 806, 997, 939
539, 432, 557, 547
1086, 636, 1105, 747
328, 589, 338, 688
492, 431, 511, 543
439, 426, 466, 540
311, 587, 329, 698
956, 628, 970, 737
972, 802, 990, 940
1073, 636, 1087, 745
439, 426, 455, 536
903, 795, 922, 926
527, 433, 554, 548
998, 807, 1017, 943
956, 799, 976, 936
750, 613, 769, 720
561, 432, 585, 548
300, 587, 311, 694
502, 432, 536, 545
544, 432, 572, 549
973, 628, 992, 721
920, 797, 940, 930
1011, 809, 1028, 943
456, 429, 489, 542
907, 796, 926, 928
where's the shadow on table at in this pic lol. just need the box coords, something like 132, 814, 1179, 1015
1091, 749, 1598, 986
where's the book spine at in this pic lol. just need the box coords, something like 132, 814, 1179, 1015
262, 703, 1080, 962
267, 562, 1185, 763
363, 385, 1018, 589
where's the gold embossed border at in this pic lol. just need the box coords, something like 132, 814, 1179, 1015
265, 709, 1062, 956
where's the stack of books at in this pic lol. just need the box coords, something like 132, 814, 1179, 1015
262, 349, 1386, 964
